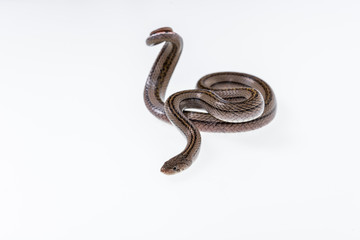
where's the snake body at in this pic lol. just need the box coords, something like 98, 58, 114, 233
144, 27, 277, 175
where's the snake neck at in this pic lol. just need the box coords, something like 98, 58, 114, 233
144, 30, 183, 122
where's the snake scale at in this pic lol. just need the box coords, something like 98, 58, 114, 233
144, 27, 277, 175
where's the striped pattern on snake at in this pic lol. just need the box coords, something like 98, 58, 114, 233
144, 27, 277, 175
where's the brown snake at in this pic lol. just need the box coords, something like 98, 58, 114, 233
144, 27, 277, 175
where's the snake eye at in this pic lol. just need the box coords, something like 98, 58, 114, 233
173, 167, 177, 171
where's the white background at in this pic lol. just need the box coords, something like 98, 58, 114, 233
1, 1, 359, 239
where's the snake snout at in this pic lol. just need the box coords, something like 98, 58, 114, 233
160, 166, 177, 175
160, 154, 191, 175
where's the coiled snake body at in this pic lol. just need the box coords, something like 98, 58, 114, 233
144, 27, 277, 175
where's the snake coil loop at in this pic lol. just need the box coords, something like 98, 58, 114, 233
144, 27, 277, 175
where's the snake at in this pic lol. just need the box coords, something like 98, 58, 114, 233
144, 27, 277, 175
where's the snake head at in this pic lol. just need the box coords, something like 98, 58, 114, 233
146, 27, 182, 48
150, 27, 173, 36
160, 154, 192, 175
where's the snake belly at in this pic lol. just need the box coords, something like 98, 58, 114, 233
144, 27, 277, 175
